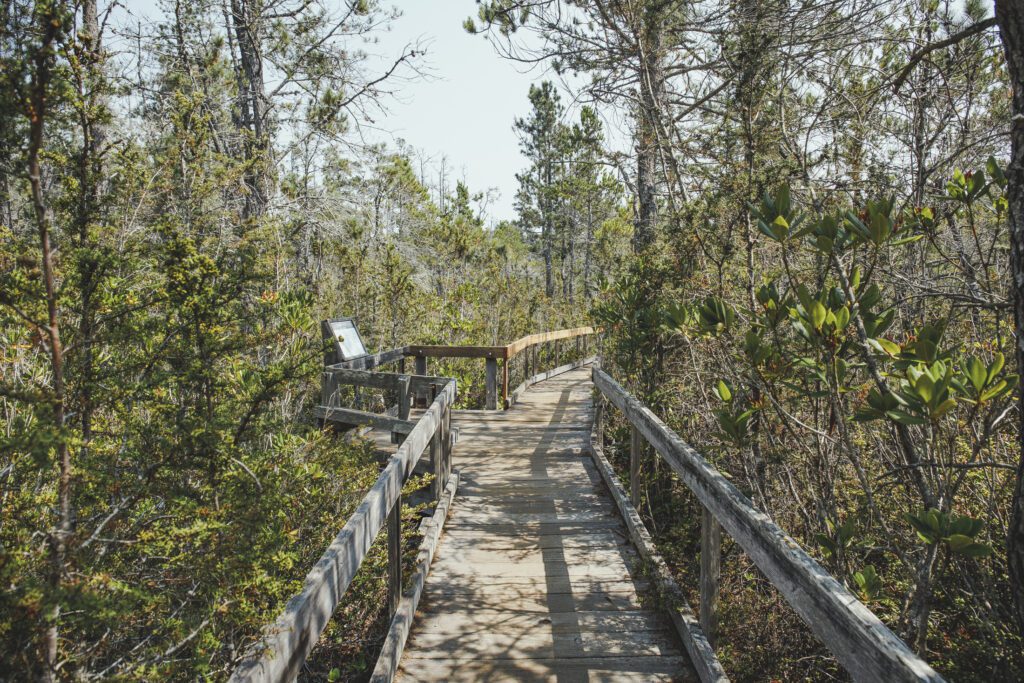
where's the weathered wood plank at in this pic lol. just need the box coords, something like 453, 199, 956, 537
413, 609, 668, 635
398, 655, 695, 683
485, 357, 498, 410
407, 344, 507, 359
593, 368, 942, 683
700, 506, 721, 649
332, 346, 407, 371
370, 471, 459, 683
323, 367, 403, 390
314, 406, 415, 434
505, 326, 596, 358
229, 382, 454, 683
404, 628, 679, 659
419, 586, 648, 614
588, 399, 728, 683
387, 494, 401, 617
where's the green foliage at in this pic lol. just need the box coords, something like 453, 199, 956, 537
853, 565, 883, 602
905, 509, 992, 558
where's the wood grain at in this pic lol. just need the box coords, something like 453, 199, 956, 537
593, 367, 943, 683
396, 367, 696, 682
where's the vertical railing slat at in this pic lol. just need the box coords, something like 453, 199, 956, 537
700, 506, 721, 648
387, 495, 402, 618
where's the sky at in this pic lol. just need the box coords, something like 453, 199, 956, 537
364, 2, 550, 222
115, 0, 562, 224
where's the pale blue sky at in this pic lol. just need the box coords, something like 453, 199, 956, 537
367, 1, 549, 222
116, 0, 562, 222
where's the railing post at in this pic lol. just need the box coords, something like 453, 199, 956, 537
630, 425, 642, 508
523, 346, 530, 380
485, 357, 498, 410
320, 370, 336, 408
443, 403, 452, 488
501, 357, 509, 409
414, 355, 427, 408
431, 430, 442, 501
387, 493, 402, 617
393, 375, 411, 444
700, 505, 721, 648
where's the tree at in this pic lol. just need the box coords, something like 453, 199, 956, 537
514, 82, 565, 297
996, 0, 1024, 637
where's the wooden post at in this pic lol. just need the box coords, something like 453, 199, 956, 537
398, 357, 406, 374
414, 355, 427, 408
485, 357, 498, 410
430, 432, 442, 501
700, 505, 721, 649
320, 371, 336, 407
442, 405, 452, 489
387, 494, 402, 617
630, 425, 642, 508
392, 375, 411, 445
501, 358, 509, 409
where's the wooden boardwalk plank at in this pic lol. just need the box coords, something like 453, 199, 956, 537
396, 367, 695, 682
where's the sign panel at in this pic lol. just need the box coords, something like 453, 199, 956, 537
329, 318, 368, 360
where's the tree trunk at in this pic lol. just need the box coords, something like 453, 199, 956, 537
28, 11, 68, 681
997, 0, 1024, 638
633, 6, 663, 253
78, 0, 105, 488
229, 0, 271, 218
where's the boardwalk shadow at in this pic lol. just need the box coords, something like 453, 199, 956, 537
399, 369, 693, 682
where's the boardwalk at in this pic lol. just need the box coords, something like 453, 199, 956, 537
396, 367, 696, 682
235, 328, 943, 683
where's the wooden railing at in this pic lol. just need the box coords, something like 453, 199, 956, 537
229, 326, 596, 682
407, 325, 596, 409
322, 326, 597, 411
230, 365, 455, 683
592, 366, 944, 683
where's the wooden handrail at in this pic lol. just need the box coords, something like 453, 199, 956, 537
230, 373, 455, 683
593, 367, 944, 683
402, 327, 597, 409
505, 325, 595, 358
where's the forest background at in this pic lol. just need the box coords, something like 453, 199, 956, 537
3, 0, 1024, 681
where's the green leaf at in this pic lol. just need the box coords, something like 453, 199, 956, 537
931, 398, 957, 419
853, 565, 882, 600
715, 380, 732, 403
905, 511, 939, 543
868, 337, 900, 357
810, 301, 827, 330
834, 306, 850, 330
988, 352, 1005, 380
979, 380, 1009, 403
956, 542, 992, 558
966, 356, 986, 393
947, 534, 974, 552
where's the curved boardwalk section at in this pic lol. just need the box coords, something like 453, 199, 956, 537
397, 367, 695, 682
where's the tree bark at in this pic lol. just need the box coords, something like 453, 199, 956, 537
27, 10, 68, 681
77, 0, 106, 491
996, 0, 1024, 638
229, 0, 271, 218
633, 5, 664, 253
